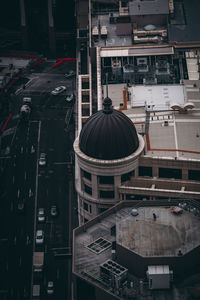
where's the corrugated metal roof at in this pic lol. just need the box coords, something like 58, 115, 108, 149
129, 0, 169, 16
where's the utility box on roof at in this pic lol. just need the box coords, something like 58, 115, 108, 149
146, 265, 173, 289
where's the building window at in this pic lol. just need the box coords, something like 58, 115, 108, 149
188, 170, 200, 181
99, 190, 114, 198
99, 176, 114, 184
83, 202, 92, 213
84, 202, 88, 211
139, 166, 152, 177
121, 171, 134, 183
159, 168, 182, 179
84, 184, 92, 195
83, 170, 91, 181
98, 207, 108, 214
84, 218, 88, 223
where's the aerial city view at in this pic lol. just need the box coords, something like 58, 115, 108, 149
0, 0, 200, 299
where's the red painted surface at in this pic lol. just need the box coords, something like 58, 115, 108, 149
1, 114, 12, 132
52, 58, 76, 68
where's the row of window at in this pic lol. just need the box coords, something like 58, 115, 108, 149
84, 184, 115, 198
139, 166, 200, 181
82, 201, 108, 216
82, 170, 134, 184
84, 168, 200, 183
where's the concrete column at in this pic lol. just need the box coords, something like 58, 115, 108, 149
48, 0, 56, 55
152, 166, 159, 178
114, 175, 121, 201
182, 168, 188, 180
20, 0, 28, 49
92, 174, 98, 199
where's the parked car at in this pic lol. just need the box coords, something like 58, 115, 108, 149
51, 205, 58, 217
65, 94, 74, 102
39, 153, 47, 166
36, 230, 44, 244
64, 70, 75, 78
47, 281, 54, 295
38, 208, 45, 222
51, 86, 66, 95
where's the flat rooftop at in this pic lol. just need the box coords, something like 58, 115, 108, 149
131, 85, 185, 110
117, 206, 200, 257
73, 201, 200, 278
168, 0, 200, 43
103, 82, 200, 160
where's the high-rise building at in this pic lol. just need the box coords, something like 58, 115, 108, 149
74, 0, 200, 226
0, 0, 75, 56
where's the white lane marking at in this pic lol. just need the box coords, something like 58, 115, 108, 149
29, 188, 32, 197
14, 236, 17, 245
12, 176, 15, 184
56, 268, 60, 279
31, 145, 35, 153
26, 235, 30, 245
21, 146, 23, 153
17, 189, 20, 198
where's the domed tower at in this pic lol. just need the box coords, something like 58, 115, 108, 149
74, 97, 144, 224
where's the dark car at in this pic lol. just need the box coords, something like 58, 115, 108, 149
51, 205, 58, 217
64, 70, 75, 78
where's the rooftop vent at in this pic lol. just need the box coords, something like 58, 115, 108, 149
86, 238, 111, 254
131, 208, 138, 216
144, 24, 156, 31
100, 259, 128, 286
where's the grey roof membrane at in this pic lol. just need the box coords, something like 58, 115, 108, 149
129, 0, 169, 16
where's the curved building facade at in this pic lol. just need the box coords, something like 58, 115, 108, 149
74, 98, 145, 224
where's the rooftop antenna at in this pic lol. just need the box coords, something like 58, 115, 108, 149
106, 73, 108, 97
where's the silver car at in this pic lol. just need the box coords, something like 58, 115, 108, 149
38, 208, 45, 222
39, 153, 47, 166
47, 281, 54, 295
36, 230, 44, 244
51, 86, 66, 95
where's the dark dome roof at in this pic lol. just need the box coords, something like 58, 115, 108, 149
79, 97, 139, 160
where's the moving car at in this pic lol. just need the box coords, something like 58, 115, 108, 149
39, 153, 47, 166
51, 86, 66, 95
65, 94, 74, 102
51, 205, 58, 217
36, 230, 44, 244
47, 281, 54, 295
64, 70, 75, 78
38, 208, 45, 222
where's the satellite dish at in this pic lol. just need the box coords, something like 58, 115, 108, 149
144, 24, 156, 31
170, 103, 182, 110
184, 102, 195, 110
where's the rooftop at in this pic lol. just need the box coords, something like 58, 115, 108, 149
73, 200, 200, 297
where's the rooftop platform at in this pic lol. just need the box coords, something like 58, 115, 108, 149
117, 206, 200, 257
73, 200, 200, 296
103, 81, 200, 160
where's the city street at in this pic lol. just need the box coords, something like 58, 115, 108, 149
0, 60, 76, 300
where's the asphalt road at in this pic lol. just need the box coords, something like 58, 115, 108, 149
0, 61, 77, 300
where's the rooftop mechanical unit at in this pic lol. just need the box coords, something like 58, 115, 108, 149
146, 265, 173, 290
100, 259, 128, 287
